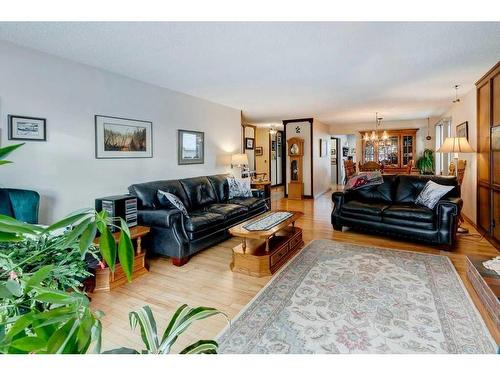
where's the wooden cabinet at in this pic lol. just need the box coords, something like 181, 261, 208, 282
360, 129, 417, 173
476, 61, 500, 247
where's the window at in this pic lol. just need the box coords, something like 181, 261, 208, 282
434, 118, 451, 175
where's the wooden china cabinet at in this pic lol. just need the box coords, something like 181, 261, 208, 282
476, 61, 500, 246
359, 129, 417, 174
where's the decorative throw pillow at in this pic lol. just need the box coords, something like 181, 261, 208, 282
415, 180, 454, 209
157, 190, 189, 217
227, 176, 253, 199
344, 171, 384, 191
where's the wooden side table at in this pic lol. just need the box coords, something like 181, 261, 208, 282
93, 225, 151, 292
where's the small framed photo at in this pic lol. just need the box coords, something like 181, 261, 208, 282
178, 129, 204, 165
245, 137, 254, 150
95, 115, 153, 159
255, 146, 263, 156
8, 115, 46, 141
456, 121, 469, 140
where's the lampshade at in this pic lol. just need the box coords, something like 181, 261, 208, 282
436, 137, 475, 153
231, 153, 248, 166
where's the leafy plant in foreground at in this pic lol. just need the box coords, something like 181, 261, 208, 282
104, 304, 228, 354
0, 209, 134, 352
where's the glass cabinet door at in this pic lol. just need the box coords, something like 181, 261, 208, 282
378, 136, 399, 167
402, 135, 414, 166
364, 143, 375, 162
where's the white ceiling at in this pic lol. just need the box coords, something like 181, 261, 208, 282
0, 22, 499, 124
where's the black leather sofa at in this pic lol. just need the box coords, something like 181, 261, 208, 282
331, 174, 463, 249
128, 174, 269, 265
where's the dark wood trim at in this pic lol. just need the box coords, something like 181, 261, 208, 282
283, 118, 314, 198
475, 61, 500, 86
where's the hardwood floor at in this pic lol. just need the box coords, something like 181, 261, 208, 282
90, 192, 500, 351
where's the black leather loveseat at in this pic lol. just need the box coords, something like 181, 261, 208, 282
331, 174, 463, 249
128, 174, 269, 265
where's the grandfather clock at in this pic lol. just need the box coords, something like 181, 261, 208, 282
287, 137, 304, 200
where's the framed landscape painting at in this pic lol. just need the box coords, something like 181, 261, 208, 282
95, 115, 153, 159
178, 129, 204, 165
8, 115, 46, 141
456, 121, 469, 140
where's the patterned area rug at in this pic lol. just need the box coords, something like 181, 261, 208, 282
217, 240, 496, 353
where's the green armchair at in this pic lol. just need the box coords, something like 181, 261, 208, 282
0, 188, 40, 224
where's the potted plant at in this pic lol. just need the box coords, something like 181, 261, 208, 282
416, 149, 435, 175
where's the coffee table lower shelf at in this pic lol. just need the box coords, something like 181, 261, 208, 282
230, 226, 304, 277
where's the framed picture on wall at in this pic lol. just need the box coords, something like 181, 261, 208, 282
95, 115, 153, 158
245, 137, 254, 149
178, 129, 204, 165
456, 121, 469, 140
8, 115, 47, 141
255, 146, 263, 156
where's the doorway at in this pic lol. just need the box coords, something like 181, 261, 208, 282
269, 130, 284, 186
330, 137, 340, 185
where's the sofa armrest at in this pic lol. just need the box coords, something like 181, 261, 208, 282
435, 197, 463, 217
332, 191, 345, 209
137, 208, 183, 228
435, 197, 462, 246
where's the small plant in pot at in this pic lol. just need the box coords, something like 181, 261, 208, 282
416, 149, 435, 175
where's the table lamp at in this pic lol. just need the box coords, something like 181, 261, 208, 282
231, 153, 249, 178
436, 137, 475, 233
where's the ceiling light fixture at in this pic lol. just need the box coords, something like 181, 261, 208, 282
426, 117, 432, 141
452, 85, 461, 103
269, 124, 277, 135
364, 112, 386, 143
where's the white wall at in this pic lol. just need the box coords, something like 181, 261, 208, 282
312, 119, 331, 197
441, 88, 477, 223
0, 41, 241, 223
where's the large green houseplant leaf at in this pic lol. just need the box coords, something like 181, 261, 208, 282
104, 304, 227, 354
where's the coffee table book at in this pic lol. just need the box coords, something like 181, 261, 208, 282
229, 211, 304, 277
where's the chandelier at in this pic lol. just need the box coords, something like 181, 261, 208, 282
363, 112, 388, 144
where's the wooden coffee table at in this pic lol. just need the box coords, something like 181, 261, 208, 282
229, 211, 304, 277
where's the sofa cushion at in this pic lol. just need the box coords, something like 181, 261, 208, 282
383, 204, 434, 222
206, 203, 247, 219
129, 180, 190, 210
395, 175, 459, 203
342, 201, 390, 216
180, 176, 218, 210
229, 197, 267, 210
207, 174, 230, 202
183, 210, 225, 233
347, 174, 397, 203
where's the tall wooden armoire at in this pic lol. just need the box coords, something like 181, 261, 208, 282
476, 61, 500, 247
287, 137, 304, 200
